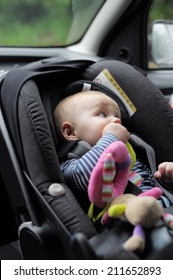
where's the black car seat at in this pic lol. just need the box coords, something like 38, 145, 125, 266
0, 59, 173, 260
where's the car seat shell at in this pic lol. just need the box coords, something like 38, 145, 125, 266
0, 58, 173, 259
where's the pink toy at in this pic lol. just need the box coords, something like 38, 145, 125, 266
88, 141, 131, 208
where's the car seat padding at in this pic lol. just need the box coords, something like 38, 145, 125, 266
18, 80, 97, 238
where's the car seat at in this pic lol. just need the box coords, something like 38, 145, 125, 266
0, 58, 173, 260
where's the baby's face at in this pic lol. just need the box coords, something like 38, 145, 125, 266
72, 92, 121, 146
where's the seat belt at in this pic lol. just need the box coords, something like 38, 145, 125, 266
130, 134, 173, 204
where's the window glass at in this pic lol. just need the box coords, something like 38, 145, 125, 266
148, 0, 173, 69
0, 0, 105, 47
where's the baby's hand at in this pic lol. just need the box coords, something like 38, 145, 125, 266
154, 162, 173, 181
102, 123, 130, 143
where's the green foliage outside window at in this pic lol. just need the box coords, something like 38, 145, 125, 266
0, 0, 104, 47
148, 0, 173, 23
0, 0, 72, 46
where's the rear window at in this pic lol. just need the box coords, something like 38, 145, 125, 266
0, 0, 105, 47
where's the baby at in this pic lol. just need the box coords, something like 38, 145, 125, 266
54, 90, 171, 210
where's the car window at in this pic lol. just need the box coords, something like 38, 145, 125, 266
0, 0, 105, 47
148, 0, 173, 69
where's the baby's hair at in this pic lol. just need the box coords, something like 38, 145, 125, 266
54, 91, 106, 131
53, 90, 121, 138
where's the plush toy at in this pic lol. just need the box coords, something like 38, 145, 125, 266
88, 141, 132, 209
88, 140, 140, 219
87, 141, 173, 252
105, 189, 173, 252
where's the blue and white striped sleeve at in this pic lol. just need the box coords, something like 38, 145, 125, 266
61, 133, 118, 193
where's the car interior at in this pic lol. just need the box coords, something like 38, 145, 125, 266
0, 0, 173, 260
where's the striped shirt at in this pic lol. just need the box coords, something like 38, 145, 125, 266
61, 133, 170, 208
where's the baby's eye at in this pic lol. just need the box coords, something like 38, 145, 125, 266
99, 112, 106, 117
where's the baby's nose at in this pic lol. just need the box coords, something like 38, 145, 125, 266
110, 117, 121, 124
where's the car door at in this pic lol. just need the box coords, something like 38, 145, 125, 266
97, 0, 173, 106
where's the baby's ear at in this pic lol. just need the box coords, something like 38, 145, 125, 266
61, 122, 78, 140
